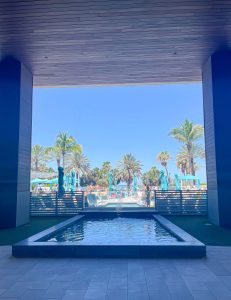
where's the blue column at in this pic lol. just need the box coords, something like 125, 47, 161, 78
203, 49, 231, 227
0, 57, 33, 228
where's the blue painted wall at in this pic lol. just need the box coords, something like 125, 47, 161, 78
0, 57, 32, 228
203, 50, 231, 227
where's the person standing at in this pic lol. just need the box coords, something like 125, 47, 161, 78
145, 185, 151, 207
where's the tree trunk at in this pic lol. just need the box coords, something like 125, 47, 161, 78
165, 166, 169, 179
187, 144, 193, 175
35, 160, 39, 171
62, 153, 65, 172
127, 170, 131, 194
181, 163, 186, 175
76, 172, 79, 188
183, 162, 187, 175
187, 144, 195, 188
57, 159, 60, 168
191, 157, 195, 175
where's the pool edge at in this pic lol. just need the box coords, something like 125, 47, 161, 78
12, 214, 206, 258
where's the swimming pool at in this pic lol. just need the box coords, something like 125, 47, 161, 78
46, 217, 179, 244
12, 213, 206, 258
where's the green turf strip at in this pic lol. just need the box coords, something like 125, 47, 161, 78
0, 216, 231, 246
0, 217, 68, 245
166, 216, 231, 246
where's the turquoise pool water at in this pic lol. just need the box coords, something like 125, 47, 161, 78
47, 217, 179, 244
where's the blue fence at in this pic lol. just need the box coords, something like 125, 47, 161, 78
30, 190, 207, 216
154, 190, 207, 215
30, 192, 84, 216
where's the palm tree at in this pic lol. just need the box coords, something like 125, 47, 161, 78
176, 144, 205, 175
117, 153, 142, 192
101, 161, 112, 174
112, 168, 121, 187
46, 146, 62, 168
55, 132, 80, 171
169, 120, 204, 175
68, 150, 90, 187
142, 166, 160, 188
176, 153, 188, 175
93, 162, 113, 188
31, 144, 47, 171
156, 151, 171, 178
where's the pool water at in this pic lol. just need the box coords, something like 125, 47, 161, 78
47, 217, 179, 244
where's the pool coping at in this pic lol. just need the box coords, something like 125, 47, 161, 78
12, 214, 206, 258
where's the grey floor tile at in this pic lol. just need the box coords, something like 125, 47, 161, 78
49, 282, 73, 289
0, 298, 19, 300
127, 283, 149, 300
42, 287, 66, 298
106, 289, 127, 300
1, 283, 28, 298
62, 289, 86, 300
90, 277, 109, 284
0, 289, 6, 296
19, 273, 57, 283
127, 281, 148, 291
88, 281, 108, 290
146, 277, 168, 290
206, 281, 231, 299
1, 247, 231, 299
111, 270, 127, 278
182, 275, 209, 291
149, 289, 172, 300
108, 277, 127, 290
84, 288, 107, 300
205, 259, 231, 276
219, 276, 231, 291
166, 281, 193, 300
191, 290, 217, 300
128, 289, 149, 300
54, 274, 76, 282
27, 280, 51, 289
0, 278, 16, 289
85, 279, 108, 300
128, 271, 146, 283
69, 280, 91, 290
74, 272, 93, 282
19, 289, 45, 299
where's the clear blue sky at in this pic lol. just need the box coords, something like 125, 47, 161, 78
32, 83, 206, 181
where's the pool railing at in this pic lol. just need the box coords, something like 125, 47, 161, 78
30, 190, 207, 216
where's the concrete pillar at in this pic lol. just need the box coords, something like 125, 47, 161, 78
0, 57, 33, 228
203, 49, 231, 227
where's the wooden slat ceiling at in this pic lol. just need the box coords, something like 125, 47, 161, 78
0, 0, 231, 86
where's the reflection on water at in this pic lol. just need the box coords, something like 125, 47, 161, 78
47, 218, 179, 244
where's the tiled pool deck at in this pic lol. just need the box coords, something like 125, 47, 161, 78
0, 246, 231, 299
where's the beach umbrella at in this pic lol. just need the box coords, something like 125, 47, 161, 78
180, 174, 199, 180
58, 167, 65, 196
108, 171, 113, 191
31, 178, 41, 184
70, 170, 76, 191
159, 170, 168, 190
179, 174, 201, 190
31, 178, 47, 184
66, 174, 71, 191
48, 177, 59, 184
174, 174, 180, 190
